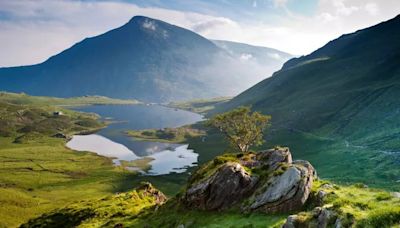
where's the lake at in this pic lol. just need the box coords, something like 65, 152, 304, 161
66, 104, 203, 175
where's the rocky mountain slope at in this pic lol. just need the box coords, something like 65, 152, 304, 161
214, 15, 400, 189
0, 16, 291, 102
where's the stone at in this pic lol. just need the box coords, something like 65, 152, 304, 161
183, 147, 315, 213
184, 162, 258, 210
320, 183, 334, 189
317, 208, 333, 228
282, 215, 298, 228
391, 192, 400, 198
250, 164, 314, 213
317, 190, 327, 205
257, 147, 292, 170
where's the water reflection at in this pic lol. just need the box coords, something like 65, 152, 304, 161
68, 105, 203, 175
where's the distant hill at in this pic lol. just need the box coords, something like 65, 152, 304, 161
213, 40, 292, 77
0, 16, 291, 102
215, 15, 400, 188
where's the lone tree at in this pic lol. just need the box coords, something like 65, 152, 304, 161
208, 106, 271, 153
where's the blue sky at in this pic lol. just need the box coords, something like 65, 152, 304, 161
0, 0, 399, 67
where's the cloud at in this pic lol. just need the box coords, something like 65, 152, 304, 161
142, 19, 157, 30
365, 2, 379, 16
191, 17, 238, 34
240, 53, 253, 61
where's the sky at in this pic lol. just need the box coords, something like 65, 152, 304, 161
0, 0, 399, 67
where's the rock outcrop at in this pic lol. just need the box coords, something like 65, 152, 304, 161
183, 147, 316, 213
184, 162, 258, 210
282, 206, 342, 228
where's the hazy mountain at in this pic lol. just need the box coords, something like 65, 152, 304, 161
0, 16, 291, 102
215, 15, 400, 188
213, 40, 293, 77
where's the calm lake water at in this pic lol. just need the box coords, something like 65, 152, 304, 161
66, 104, 203, 175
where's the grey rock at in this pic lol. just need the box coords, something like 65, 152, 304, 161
391, 192, 400, 198
257, 147, 292, 170
282, 215, 298, 228
317, 190, 327, 205
334, 218, 342, 228
184, 162, 258, 210
320, 183, 334, 189
183, 148, 315, 213
250, 164, 314, 213
317, 208, 333, 228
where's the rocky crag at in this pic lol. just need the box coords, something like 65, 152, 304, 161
183, 147, 316, 214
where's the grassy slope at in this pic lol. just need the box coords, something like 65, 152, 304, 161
0, 95, 143, 227
167, 97, 231, 114
214, 15, 400, 190
0, 91, 139, 106
19, 154, 400, 228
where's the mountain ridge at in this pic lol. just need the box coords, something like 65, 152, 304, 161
214, 14, 400, 188
0, 16, 292, 102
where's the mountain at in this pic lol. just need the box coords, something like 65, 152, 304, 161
0, 16, 291, 102
215, 15, 400, 188
212, 40, 293, 80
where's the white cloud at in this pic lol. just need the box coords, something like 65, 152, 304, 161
365, 2, 379, 16
332, 0, 359, 16
268, 53, 282, 60
240, 53, 253, 61
142, 19, 156, 30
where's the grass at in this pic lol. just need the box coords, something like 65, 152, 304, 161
0, 136, 137, 227
20, 184, 287, 228
0, 94, 142, 227
167, 97, 231, 114
126, 125, 205, 143
292, 180, 400, 227
17, 159, 400, 227
0, 91, 140, 106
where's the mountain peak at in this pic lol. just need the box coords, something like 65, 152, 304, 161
128, 15, 155, 23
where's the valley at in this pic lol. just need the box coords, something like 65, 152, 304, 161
0, 5, 400, 227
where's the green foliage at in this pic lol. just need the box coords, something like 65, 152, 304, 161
208, 106, 271, 152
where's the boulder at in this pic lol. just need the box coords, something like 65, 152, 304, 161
183, 147, 315, 213
184, 162, 258, 210
257, 147, 292, 170
250, 164, 314, 213
282, 206, 340, 228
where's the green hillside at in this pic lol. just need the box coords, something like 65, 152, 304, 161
0, 95, 139, 227
215, 15, 400, 189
